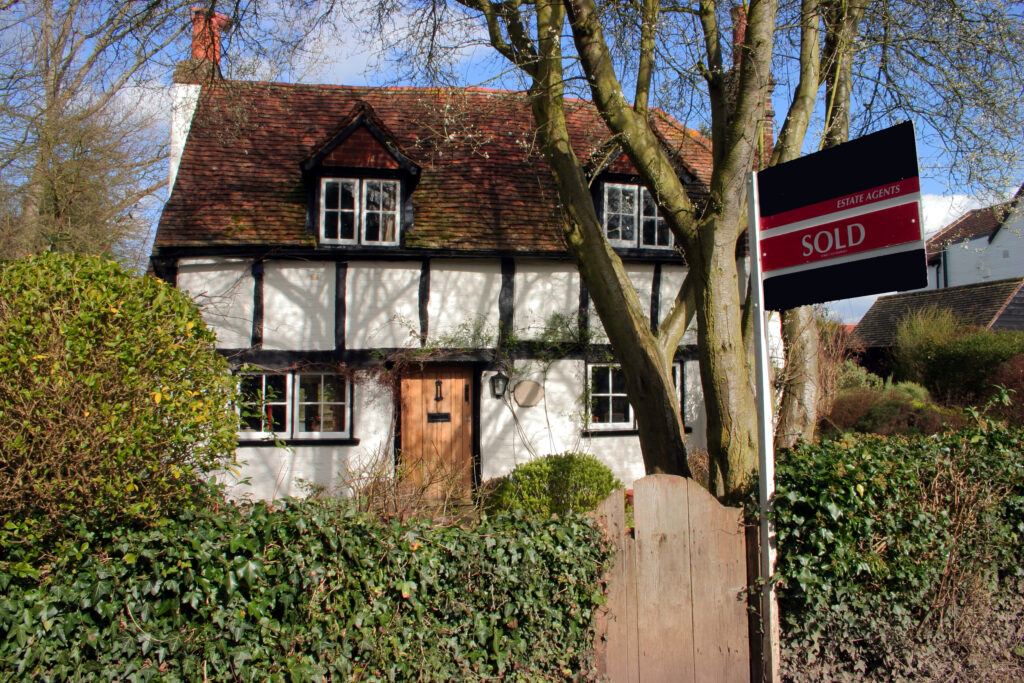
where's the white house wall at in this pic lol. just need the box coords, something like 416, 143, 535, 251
658, 265, 697, 344
263, 261, 335, 350
176, 257, 254, 348
589, 263, 654, 343
175, 255, 728, 497
977, 208, 1024, 283
513, 260, 580, 339
346, 261, 421, 348
426, 259, 501, 346
169, 83, 201, 194
225, 375, 395, 500
480, 361, 648, 487
943, 235, 996, 287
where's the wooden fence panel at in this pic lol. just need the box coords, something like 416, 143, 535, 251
594, 474, 750, 682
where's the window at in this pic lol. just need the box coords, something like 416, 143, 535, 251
294, 374, 350, 438
589, 364, 633, 429
240, 374, 289, 437
588, 363, 682, 431
239, 373, 352, 439
602, 183, 673, 249
320, 178, 400, 246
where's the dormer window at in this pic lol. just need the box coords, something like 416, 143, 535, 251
602, 182, 673, 249
321, 178, 400, 246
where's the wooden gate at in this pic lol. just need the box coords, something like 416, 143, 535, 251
399, 365, 474, 501
594, 475, 750, 682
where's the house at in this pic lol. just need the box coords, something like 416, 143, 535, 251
926, 183, 1024, 288
150, 11, 720, 499
853, 276, 1024, 375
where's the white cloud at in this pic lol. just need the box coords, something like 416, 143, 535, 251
920, 193, 983, 235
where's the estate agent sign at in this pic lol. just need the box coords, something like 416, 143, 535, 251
747, 122, 928, 682
754, 121, 927, 310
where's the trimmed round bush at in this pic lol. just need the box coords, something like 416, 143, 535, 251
486, 452, 621, 516
0, 254, 238, 546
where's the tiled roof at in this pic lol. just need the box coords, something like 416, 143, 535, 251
853, 277, 1024, 348
926, 202, 1010, 262
155, 82, 713, 252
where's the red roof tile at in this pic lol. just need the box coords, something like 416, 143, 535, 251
155, 83, 712, 252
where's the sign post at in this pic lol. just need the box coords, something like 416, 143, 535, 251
748, 122, 928, 682
747, 172, 779, 683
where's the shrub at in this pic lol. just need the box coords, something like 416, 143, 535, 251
772, 422, 1024, 681
0, 254, 238, 550
486, 452, 621, 516
852, 397, 965, 436
821, 380, 961, 437
893, 306, 1024, 404
987, 354, 1024, 425
835, 359, 883, 392
0, 500, 612, 681
891, 305, 967, 384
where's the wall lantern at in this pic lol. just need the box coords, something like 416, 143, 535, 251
490, 372, 509, 399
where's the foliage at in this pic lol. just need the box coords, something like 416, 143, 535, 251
772, 421, 1024, 681
0, 254, 238, 551
892, 305, 969, 383
0, 499, 611, 681
0, 1, 334, 262
821, 378, 963, 437
987, 354, 1024, 425
836, 359, 883, 392
893, 306, 1024, 404
486, 452, 622, 517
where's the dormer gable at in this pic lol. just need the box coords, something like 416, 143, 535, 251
303, 102, 419, 175
302, 103, 420, 248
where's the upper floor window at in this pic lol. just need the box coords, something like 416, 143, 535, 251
239, 372, 352, 440
321, 178, 400, 246
602, 183, 673, 249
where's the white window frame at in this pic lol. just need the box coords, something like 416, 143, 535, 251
602, 183, 639, 248
587, 362, 683, 432
588, 363, 634, 430
601, 182, 674, 250
238, 373, 292, 439
292, 373, 353, 440
239, 372, 353, 440
319, 178, 400, 247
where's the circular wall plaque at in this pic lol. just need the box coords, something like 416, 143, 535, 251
512, 380, 544, 407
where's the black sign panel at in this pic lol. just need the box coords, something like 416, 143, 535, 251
755, 122, 928, 310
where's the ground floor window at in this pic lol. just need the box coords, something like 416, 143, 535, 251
239, 372, 352, 439
587, 362, 682, 431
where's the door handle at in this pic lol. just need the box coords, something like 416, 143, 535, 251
464, 385, 469, 402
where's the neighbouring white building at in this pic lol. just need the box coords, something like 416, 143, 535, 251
150, 11, 754, 500
927, 184, 1024, 289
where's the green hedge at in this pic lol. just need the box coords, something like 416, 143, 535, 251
773, 422, 1024, 680
895, 325, 1024, 404
0, 498, 611, 681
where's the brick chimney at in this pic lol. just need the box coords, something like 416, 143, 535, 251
191, 8, 231, 66
170, 9, 231, 193
173, 8, 231, 84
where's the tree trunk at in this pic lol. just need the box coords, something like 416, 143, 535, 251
775, 306, 820, 447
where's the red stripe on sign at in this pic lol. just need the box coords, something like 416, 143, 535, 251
760, 201, 921, 272
759, 177, 920, 230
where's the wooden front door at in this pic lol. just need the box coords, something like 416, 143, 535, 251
399, 365, 475, 500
